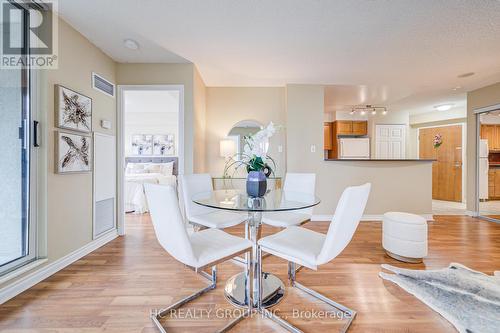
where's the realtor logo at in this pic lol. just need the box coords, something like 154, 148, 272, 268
1, 0, 58, 68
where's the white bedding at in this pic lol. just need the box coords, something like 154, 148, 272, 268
125, 173, 177, 213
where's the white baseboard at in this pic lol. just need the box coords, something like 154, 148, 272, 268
466, 210, 478, 217
311, 214, 434, 222
0, 230, 118, 305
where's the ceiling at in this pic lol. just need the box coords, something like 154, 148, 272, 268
58, 0, 500, 112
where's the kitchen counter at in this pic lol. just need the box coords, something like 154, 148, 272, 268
324, 158, 436, 162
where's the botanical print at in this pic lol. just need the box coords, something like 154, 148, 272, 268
56, 131, 92, 173
153, 134, 175, 156
56, 85, 92, 133
131, 134, 153, 155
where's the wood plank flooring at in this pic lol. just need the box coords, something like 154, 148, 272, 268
1, 215, 499, 332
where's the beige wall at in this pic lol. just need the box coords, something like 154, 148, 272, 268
0, 17, 116, 290
466, 82, 500, 211
286, 84, 432, 216
193, 67, 207, 173
116, 63, 195, 174
205, 87, 286, 176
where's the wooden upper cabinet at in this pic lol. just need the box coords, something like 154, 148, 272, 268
336, 121, 353, 135
324, 122, 333, 150
333, 120, 367, 136
352, 121, 368, 136
480, 124, 500, 150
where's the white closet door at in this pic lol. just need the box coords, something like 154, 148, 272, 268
375, 125, 406, 159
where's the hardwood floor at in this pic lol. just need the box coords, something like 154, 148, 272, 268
1, 215, 499, 332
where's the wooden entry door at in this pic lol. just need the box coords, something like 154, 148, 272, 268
419, 125, 462, 202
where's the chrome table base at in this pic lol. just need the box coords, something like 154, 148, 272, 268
224, 271, 285, 308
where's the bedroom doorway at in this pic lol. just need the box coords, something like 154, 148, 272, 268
117, 85, 184, 235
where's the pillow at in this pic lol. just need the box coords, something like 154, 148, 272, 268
144, 163, 162, 174
126, 163, 146, 174
160, 161, 174, 176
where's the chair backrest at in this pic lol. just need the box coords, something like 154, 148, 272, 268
179, 174, 215, 220
144, 183, 196, 266
316, 183, 371, 265
283, 173, 316, 217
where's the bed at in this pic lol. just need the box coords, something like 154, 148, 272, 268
125, 157, 178, 213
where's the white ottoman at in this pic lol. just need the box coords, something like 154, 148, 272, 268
382, 212, 428, 263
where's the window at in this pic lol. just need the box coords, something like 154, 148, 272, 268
0, 1, 36, 275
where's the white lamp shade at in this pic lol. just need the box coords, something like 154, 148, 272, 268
220, 139, 236, 157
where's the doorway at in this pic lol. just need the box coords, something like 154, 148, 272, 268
117, 85, 184, 235
419, 125, 463, 202
476, 105, 500, 222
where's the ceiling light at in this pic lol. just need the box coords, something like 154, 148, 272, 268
457, 72, 475, 78
452, 86, 461, 91
124, 39, 140, 50
382, 110, 387, 115
350, 109, 355, 115
360, 110, 366, 116
434, 104, 454, 111
371, 110, 377, 115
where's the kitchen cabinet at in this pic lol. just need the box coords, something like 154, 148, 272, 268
480, 124, 500, 150
324, 122, 333, 150
336, 121, 353, 135
488, 167, 500, 199
334, 120, 368, 136
352, 121, 368, 136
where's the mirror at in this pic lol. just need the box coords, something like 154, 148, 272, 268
226, 120, 264, 161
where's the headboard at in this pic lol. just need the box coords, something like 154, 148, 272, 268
125, 156, 179, 175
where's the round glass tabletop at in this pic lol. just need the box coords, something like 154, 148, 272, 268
192, 189, 320, 212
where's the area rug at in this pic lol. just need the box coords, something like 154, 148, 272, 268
379, 263, 500, 333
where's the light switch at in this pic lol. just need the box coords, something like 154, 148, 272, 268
278, 145, 283, 153
101, 120, 112, 129
310, 145, 316, 153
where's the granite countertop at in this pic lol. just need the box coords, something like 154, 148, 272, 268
324, 159, 436, 162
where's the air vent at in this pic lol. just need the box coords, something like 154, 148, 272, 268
92, 72, 115, 98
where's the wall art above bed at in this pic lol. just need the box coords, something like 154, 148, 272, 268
55, 85, 92, 133
55, 131, 92, 174
131, 134, 153, 155
153, 134, 175, 156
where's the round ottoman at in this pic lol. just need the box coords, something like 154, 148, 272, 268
382, 212, 428, 263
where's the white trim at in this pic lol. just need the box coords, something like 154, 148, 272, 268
0, 259, 47, 285
466, 210, 478, 217
473, 103, 500, 114
0, 230, 118, 305
311, 214, 434, 222
116, 85, 185, 236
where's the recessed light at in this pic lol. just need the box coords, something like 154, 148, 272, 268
452, 86, 461, 91
124, 39, 140, 50
434, 104, 454, 111
457, 72, 474, 78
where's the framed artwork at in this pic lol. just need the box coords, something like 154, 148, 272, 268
153, 134, 175, 156
131, 134, 153, 155
55, 131, 92, 174
55, 85, 92, 133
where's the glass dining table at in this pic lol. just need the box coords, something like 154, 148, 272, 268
192, 189, 320, 309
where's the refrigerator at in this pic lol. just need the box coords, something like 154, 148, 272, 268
339, 138, 370, 159
479, 139, 489, 200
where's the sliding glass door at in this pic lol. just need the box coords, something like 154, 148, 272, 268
0, 1, 35, 273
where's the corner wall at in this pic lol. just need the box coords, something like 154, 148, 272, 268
466, 82, 500, 211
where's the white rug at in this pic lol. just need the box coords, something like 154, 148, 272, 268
379, 263, 500, 333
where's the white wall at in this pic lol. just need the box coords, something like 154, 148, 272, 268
123, 90, 180, 156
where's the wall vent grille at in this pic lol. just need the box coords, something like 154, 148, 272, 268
92, 72, 115, 98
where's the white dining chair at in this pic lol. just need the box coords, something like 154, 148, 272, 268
257, 183, 371, 333
179, 174, 247, 229
262, 173, 316, 228
144, 183, 252, 333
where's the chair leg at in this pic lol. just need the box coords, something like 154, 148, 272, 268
151, 265, 249, 333
265, 261, 356, 333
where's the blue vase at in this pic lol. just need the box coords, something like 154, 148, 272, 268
246, 171, 267, 197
